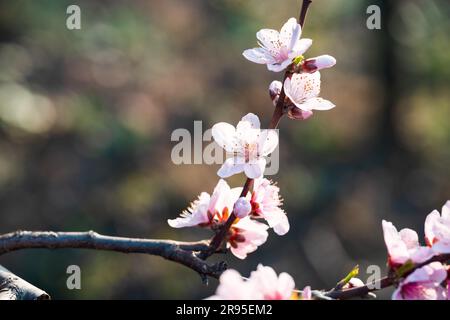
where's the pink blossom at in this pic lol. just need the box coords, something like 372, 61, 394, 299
284, 72, 335, 113
167, 179, 239, 228
206, 269, 260, 300
228, 217, 269, 259
243, 18, 312, 72
392, 262, 447, 300
302, 55, 336, 73
251, 178, 289, 235
207, 265, 296, 300
212, 113, 278, 179
382, 220, 434, 268
248, 264, 296, 300
300, 286, 312, 300
425, 200, 450, 254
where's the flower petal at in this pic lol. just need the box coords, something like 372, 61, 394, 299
298, 97, 335, 111
217, 157, 245, 178
425, 209, 440, 246
258, 129, 279, 156
243, 48, 275, 64
256, 29, 281, 52
244, 158, 267, 179
279, 17, 301, 50
284, 72, 321, 107
291, 38, 312, 56
212, 122, 237, 153
267, 59, 292, 72
399, 228, 420, 250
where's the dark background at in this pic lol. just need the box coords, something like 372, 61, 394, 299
0, 0, 448, 299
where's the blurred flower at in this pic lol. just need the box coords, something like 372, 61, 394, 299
234, 197, 252, 219
206, 269, 260, 300
243, 18, 312, 72
382, 220, 434, 268
301, 55, 336, 73
300, 286, 312, 300
343, 277, 365, 289
392, 262, 447, 300
249, 264, 296, 299
212, 113, 278, 179
228, 217, 269, 259
251, 178, 289, 235
284, 72, 335, 115
425, 200, 450, 254
207, 264, 296, 300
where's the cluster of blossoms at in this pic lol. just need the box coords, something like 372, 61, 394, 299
383, 201, 450, 300
244, 17, 336, 120
168, 17, 336, 259
207, 264, 311, 300
168, 177, 287, 259
169, 13, 449, 301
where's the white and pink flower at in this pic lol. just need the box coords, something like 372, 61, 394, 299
167, 179, 233, 228
212, 113, 278, 179
284, 72, 335, 114
243, 18, 312, 72
206, 269, 260, 300
392, 262, 448, 300
228, 217, 269, 259
425, 200, 450, 254
382, 220, 434, 268
207, 264, 296, 300
251, 178, 289, 235
248, 264, 296, 300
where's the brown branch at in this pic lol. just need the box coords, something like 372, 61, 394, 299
299, 0, 312, 27
200, 0, 314, 260
325, 254, 450, 300
0, 231, 226, 281
0, 265, 50, 300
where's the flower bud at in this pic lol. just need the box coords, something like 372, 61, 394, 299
268, 80, 282, 106
287, 107, 313, 120
234, 197, 252, 218
302, 55, 336, 73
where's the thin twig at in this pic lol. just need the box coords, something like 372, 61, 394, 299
325, 254, 450, 299
0, 231, 226, 280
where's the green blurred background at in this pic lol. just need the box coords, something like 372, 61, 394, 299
0, 0, 448, 299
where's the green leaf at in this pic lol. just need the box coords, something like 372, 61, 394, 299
395, 260, 415, 278
336, 265, 359, 289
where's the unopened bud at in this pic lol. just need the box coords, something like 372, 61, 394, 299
268, 80, 282, 106
302, 55, 336, 73
234, 197, 252, 218
287, 107, 313, 120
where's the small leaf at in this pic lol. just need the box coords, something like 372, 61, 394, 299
395, 260, 415, 278
335, 265, 359, 290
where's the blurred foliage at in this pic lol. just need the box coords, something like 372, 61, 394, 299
0, 0, 448, 299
